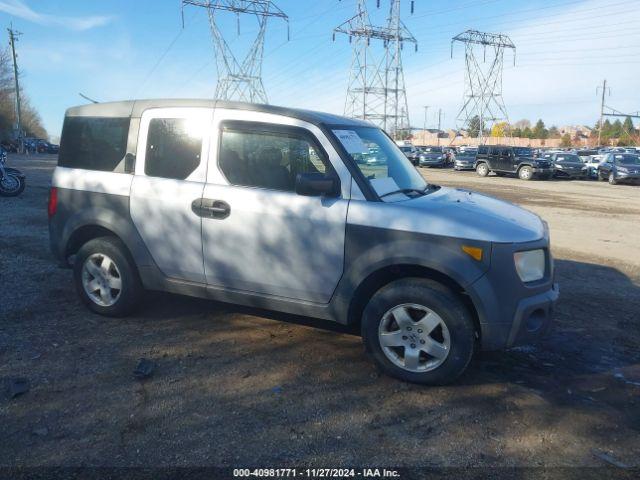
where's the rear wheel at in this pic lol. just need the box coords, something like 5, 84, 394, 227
0, 173, 25, 196
475, 162, 489, 177
361, 278, 475, 385
74, 237, 142, 317
518, 165, 533, 181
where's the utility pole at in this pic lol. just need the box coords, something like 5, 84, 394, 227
437, 108, 442, 146
423, 106, 429, 145
7, 25, 22, 152
597, 79, 608, 147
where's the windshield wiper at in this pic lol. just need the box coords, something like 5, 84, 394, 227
379, 188, 426, 199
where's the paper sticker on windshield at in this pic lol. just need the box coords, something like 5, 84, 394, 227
333, 130, 369, 154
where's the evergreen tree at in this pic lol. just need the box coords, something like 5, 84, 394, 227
532, 119, 548, 139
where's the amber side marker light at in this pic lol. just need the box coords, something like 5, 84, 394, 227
462, 245, 483, 261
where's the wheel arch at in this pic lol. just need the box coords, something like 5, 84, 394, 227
345, 263, 481, 341
65, 224, 119, 258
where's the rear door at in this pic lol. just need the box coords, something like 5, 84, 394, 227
200, 109, 351, 303
129, 107, 212, 283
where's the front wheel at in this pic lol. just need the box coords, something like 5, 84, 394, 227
608, 172, 618, 185
475, 163, 489, 177
518, 165, 533, 181
0, 173, 25, 197
74, 236, 143, 317
361, 279, 475, 385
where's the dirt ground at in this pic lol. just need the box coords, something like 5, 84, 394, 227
1, 155, 639, 471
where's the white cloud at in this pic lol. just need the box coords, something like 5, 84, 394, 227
0, 0, 113, 31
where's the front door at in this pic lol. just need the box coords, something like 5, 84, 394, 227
201, 111, 351, 303
130, 107, 212, 283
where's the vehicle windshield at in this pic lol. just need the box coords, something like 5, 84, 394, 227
614, 154, 640, 165
513, 147, 534, 157
423, 147, 443, 153
333, 127, 428, 200
556, 154, 581, 162
399, 146, 413, 152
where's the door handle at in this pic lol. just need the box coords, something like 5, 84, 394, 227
191, 198, 231, 219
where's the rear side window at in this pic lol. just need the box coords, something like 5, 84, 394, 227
58, 117, 130, 171
144, 118, 203, 180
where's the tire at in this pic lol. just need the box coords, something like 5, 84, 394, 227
608, 172, 617, 185
361, 278, 476, 385
73, 236, 142, 317
475, 162, 489, 177
518, 165, 533, 181
0, 174, 25, 197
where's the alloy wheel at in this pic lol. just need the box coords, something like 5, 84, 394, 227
378, 303, 451, 373
81, 253, 122, 307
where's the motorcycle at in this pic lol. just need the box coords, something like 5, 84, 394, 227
0, 150, 26, 197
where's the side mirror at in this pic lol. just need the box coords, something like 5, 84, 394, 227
295, 172, 340, 197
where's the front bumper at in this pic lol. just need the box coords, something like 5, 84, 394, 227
554, 168, 588, 178
419, 158, 446, 167
532, 166, 553, 175
616, 172, 640, 182
454, 161, 474, 170
466, 236, 559, 351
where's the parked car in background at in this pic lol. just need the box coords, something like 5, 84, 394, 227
398, 144, 419, 166
576, 149, 598, 162
453, 148, 477, 170
597, 153, 640, 185
542, 152, 589, 179
585, 154, 606, 179
475, 146, 554, 180
49, 99, 558, 385
1, 141, 18, 153
37, 140, 60, 154
418, 146, 448, 168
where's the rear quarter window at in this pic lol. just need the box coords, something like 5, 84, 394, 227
58, 117, 130, 172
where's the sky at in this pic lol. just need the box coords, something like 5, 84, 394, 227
1, 0, 639, 140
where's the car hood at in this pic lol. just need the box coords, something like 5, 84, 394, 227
380, 186, 546, 243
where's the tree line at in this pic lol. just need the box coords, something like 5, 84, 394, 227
466, 115, 638, 147
0, 49, 47, 143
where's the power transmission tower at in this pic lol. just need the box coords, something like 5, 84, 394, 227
334, 0, 417, 139
451, 30, 515, 144
7, 25, 22, 151
181, 1, 288, 104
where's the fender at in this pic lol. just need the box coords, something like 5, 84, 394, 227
329, 224, 492, 323
56, 188, 155, 269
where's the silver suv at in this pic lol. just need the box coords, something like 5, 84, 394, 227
48, 100, 558, 385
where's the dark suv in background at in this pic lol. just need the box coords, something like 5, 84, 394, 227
475, 146, 553, 180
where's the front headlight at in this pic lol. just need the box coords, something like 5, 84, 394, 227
514, 249, 545, 282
